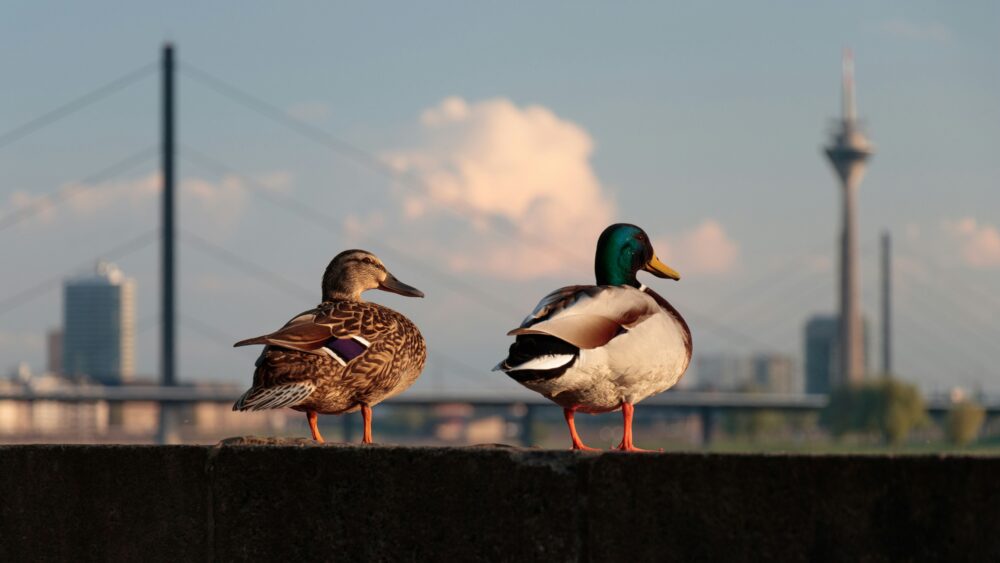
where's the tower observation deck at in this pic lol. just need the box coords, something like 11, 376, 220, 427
824, 49, 873, 388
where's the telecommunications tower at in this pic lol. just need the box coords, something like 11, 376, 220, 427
824, 49, 873, 387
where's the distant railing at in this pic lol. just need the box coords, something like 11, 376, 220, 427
1, 386, 991, 412
1, 386, 993, 445
0, 386, 830, 407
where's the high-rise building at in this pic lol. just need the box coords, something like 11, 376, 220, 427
804, 314, 870, 394
823, 49, 874, 388
804, 316, 838, 395
46, 329, 63, 375
62, 261, 135, 384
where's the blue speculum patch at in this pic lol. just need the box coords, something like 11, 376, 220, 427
324, 337, 367, 362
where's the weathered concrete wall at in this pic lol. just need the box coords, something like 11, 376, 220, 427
1, 440, 998, 562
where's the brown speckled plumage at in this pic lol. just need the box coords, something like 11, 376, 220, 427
233, 250, 426, 442
240, 301, 426, 414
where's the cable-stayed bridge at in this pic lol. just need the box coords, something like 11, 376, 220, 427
2, 44, 999, 443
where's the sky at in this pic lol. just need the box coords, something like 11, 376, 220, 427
1, 1, 998, 397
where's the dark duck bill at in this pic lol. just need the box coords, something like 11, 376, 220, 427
378, 272, 424, 298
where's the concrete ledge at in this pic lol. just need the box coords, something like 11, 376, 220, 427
2, 441, 998, 561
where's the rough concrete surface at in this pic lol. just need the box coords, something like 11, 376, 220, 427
1, 440, 998, 562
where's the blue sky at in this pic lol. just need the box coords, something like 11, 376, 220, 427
1, 1, 998, 396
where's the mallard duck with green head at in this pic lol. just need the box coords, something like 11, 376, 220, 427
494, 223, 692, 452
233, 250, 426, 444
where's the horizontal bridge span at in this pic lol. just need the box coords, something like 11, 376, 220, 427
0, 386, 983, 414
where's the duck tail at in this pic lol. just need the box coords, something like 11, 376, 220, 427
232, 388, 252, 411
497, 334, 578, 382
233, 335, 269, 348
233, 382, 315, 411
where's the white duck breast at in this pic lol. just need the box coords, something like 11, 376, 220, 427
507, 286, 691, 413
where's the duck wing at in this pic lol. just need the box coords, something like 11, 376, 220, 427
496, 286, 662, 383
233, 303, 377, 411
234, 301, 422, 412
507, 285, 653, 349
234, 302, 376, 366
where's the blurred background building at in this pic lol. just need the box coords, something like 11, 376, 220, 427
804, 315, 870, 395
62, 261, 135, 385
694, 353, 797, 394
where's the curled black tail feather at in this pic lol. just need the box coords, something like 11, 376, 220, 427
499, 334, 579, 383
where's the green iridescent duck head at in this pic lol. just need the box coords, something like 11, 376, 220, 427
594, 223, 681, 287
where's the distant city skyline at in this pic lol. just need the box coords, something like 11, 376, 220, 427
694, 353, 798, 395
1, 2, 998, 395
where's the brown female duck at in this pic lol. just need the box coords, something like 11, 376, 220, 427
233, 249, 426, 443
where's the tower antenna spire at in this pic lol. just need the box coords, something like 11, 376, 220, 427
842, 47, 856, 123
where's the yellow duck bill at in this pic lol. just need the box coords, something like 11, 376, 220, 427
643, 255, 681, 281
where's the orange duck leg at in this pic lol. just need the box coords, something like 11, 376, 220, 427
616, 402, 660, 452
307, 410, 325, 443
564, 408, 600, 451
361, 404, 373, 444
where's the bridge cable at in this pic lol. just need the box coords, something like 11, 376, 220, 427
0, 229, 158, 317
897, 249, 1000, 312
894, 307, 987, 383
0, 62, 157, 150
0, 146, 158, 234
180, 230, 315, 302
177, 61, 584, 267
896, 280, 1000, 368
718, 241, 875, 326
179, 146, 523, 317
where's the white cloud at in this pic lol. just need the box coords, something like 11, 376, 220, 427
653, 220, 740, 276
943, 217, 1000, 268
880, 19, 951, 42
4, 191, 58, 224
286, 101, 331, 122
2, 171, 292, 236
177, 175, 247, 231
3, 175, 159, 226
257, 171, 294, 193
382, 96, 614, 279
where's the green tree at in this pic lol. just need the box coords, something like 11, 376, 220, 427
820, 378, 927, 445
946, 401, 985, 447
